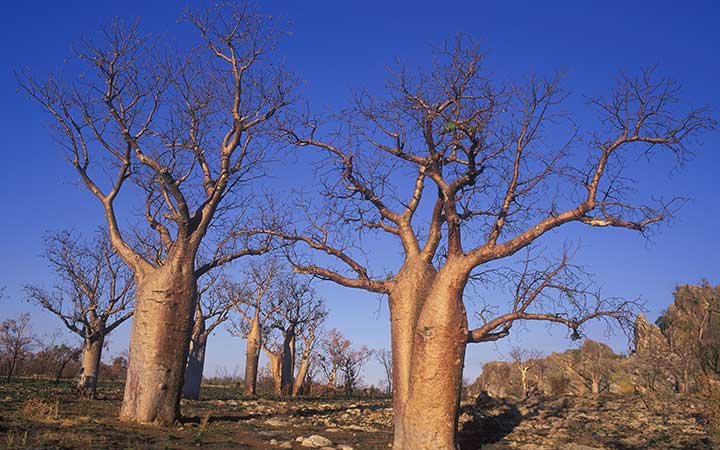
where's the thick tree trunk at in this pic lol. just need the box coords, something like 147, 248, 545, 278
120, 260, 197, 425
388, 258, 437, 449
182, 319, 207, 400
244, 317, 261, 396
293, 345, 312, 396
402, 266, 468, 450
280, 331, 295, 397
78, 336, 104, 399
267, 352, 282, 396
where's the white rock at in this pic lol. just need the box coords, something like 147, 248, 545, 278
301, 434, 333, 447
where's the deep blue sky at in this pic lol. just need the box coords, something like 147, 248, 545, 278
1, 1, 718, 385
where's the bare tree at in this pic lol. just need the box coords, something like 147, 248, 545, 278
260, 273, 327, 397
25, 230, 133, 398
21, 2, 293, 424
508, 347, 543, 398
0, 313, 34, 382
30, 332, 82, 383
182, 274, 237, 400
292, 321, 322, 396
228, 258, 283, 396
376, 348, 393, 395
319, 328, 352, 390
340, 345, 372, 396
270, 38, 714, 448
569, 339, 615, 395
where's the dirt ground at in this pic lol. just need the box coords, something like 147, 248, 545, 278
0, 380, 392, 450
1, 380, 717, 450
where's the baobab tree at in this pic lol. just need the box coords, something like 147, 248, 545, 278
182, 274, 237, 400
292, 321, 322, 396
272, 38, 715, 449
25, 230, 133, 398
508, 347, 543, 398
21, 2, 292, 424
569, 339, 616, 395
375, 348, 393, 395
260, 273, 327, 397
318, 329, 352, 390
228, 259, 283, 396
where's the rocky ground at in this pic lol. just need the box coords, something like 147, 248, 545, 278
0, 380, 716, 449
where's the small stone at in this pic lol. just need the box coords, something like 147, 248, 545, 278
266, 417, 289, 427
301, 435, 333, 447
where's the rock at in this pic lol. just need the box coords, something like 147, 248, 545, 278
266, 417, 289, 427
562, 446, 607, 450
301, 435, 333, 447
258, 430, 286, 438
278, 442, 293, 449
336, 445, 354, 450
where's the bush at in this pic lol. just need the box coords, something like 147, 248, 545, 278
549, 375, 570, 396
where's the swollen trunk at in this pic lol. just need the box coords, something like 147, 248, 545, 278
293, 345, 312, 396
388, 258, 437, 449
268, 352, 282, 396
280, 332, 295, 397
120, 262, 197, 425
244, 318, 261, 396
182, 322, 207, 400
78, 336, 104, 399
402, 267, 468, 450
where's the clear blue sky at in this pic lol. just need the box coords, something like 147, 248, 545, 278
1, 0, 718, 385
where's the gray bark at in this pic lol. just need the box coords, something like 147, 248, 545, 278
182, 318, 207, 400
78, 335, 104, 399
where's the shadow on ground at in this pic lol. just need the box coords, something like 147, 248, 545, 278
457, 392, 523, 449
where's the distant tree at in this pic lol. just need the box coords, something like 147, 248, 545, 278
509, 347, 543, 398
376, 348, 393, 395
182, 274, 237, 400
340, 345, 373, 396
30, 333, 81, 382
228, 259, 283, 395
260, 273, 327, 397
0, 313, 34, 382
106, 353, 128, 382
26, 230, 133, 399
569, 339, 616, 394
21, 2, 292, 423
319, 329, 352, 389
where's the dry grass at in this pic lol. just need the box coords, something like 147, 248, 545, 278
20, 397, 59, 421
